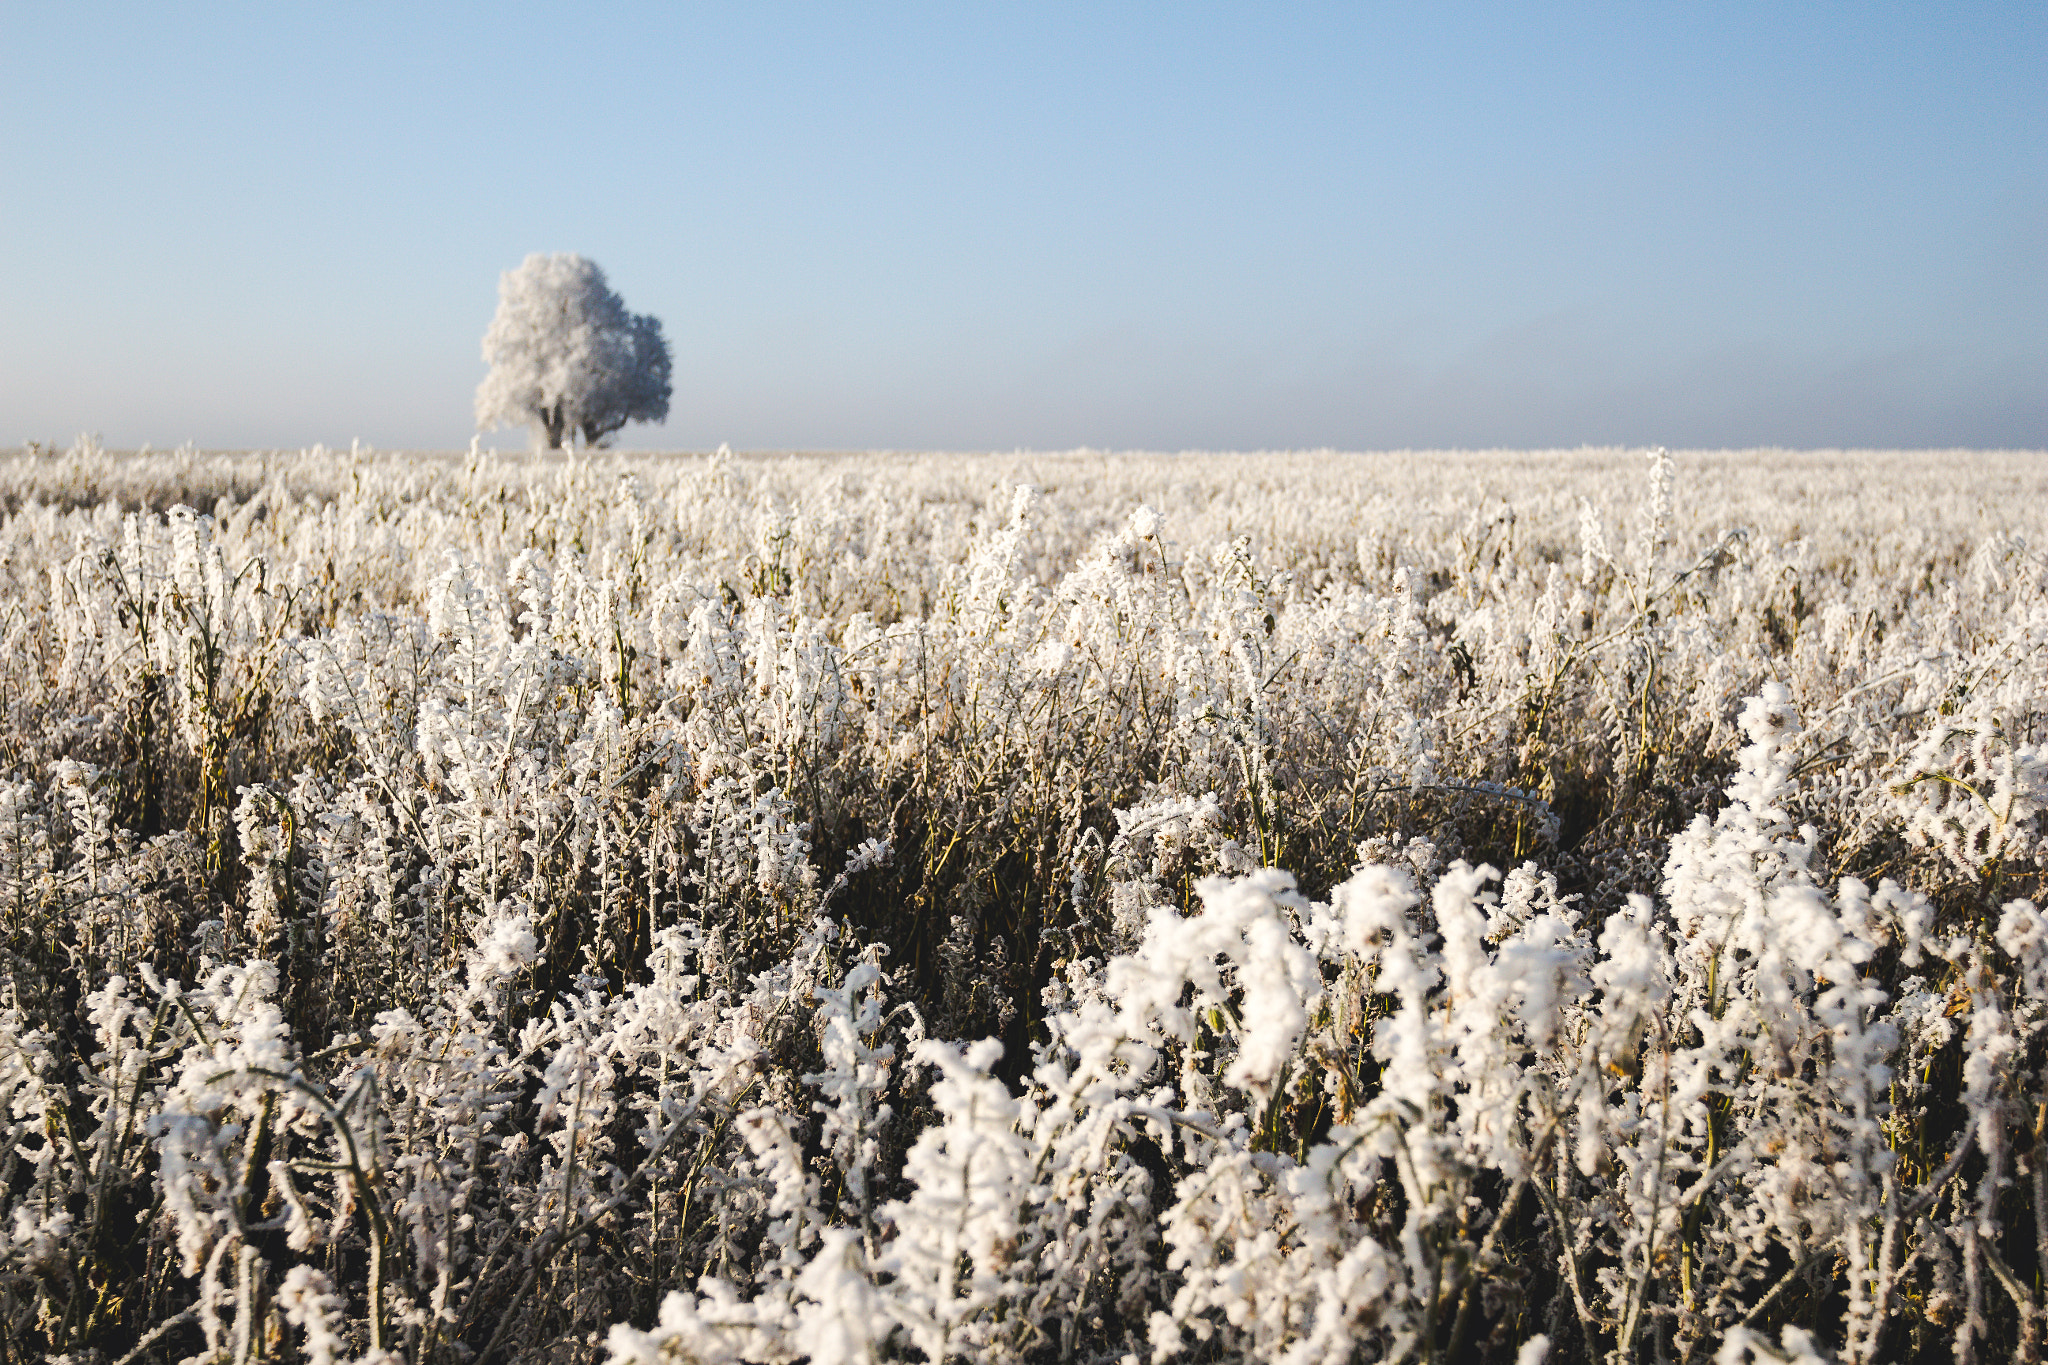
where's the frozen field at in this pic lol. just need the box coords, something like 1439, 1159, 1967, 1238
1, 442, 2045, 1363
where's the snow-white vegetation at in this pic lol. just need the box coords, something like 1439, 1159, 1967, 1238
0, 439, 2044, 1365
475, 254, 672, 451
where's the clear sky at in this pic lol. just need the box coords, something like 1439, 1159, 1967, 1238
4, 3, 2043, 452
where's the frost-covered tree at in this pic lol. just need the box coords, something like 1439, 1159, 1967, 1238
475, 252, 672, 449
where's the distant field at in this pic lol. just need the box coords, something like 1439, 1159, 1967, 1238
2, 441, 2043, 1363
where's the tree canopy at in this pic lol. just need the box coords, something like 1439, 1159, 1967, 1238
475, 253, 672, 449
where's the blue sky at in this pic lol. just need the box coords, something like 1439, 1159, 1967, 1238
3, 3, 2043, 451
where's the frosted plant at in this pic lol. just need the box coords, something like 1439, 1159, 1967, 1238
0, 445, 2043, 1361
231, 782, 292, 947
1629, 447, 1676, 582
804, 956, 895, 1228
1716, 1325, 1835, 1365
879, 1037, 1035, 1361
1097, 790, 1256, 948
1889, 700, 2048, 878
277, 1266, 350, 1365
0, 1003, 65, 1304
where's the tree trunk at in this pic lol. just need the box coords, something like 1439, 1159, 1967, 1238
541, 403, 566, 450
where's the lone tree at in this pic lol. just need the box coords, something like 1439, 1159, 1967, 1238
475, 253, 672, 449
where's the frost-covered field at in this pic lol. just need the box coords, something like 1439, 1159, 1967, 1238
2, 441, 2045, 1365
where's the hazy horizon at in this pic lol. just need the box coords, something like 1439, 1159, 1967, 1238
14, 441, 2044, 464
